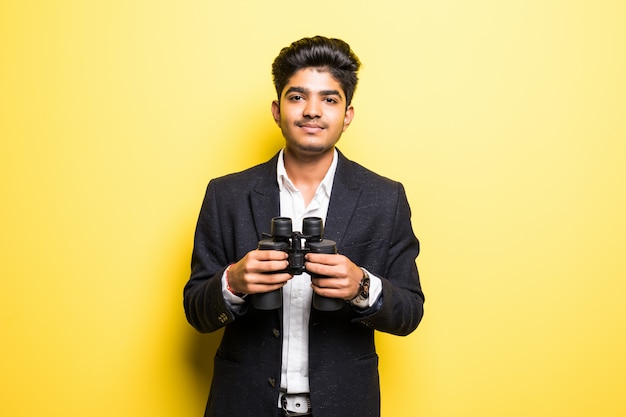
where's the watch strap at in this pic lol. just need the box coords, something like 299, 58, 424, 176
349, 269, 370, 306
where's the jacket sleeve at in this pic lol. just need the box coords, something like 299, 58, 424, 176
183, 180, 241, 333
352, 183, 424, 336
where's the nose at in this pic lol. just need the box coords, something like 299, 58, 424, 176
303, 99, 321, 118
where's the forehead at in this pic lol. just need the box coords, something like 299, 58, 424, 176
281, 67, 344, 98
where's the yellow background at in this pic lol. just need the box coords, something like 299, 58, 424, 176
2, 1, 625, 416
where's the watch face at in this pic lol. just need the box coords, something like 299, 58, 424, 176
361, 277, 370, 296
351, 271, 371, 305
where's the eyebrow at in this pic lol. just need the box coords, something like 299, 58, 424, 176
284, 86, 343, 99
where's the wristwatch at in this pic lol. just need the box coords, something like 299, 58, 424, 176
350, 269, 370, 306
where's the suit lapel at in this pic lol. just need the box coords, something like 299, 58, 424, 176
249, 153, 283, 322
250, 153, 281, 240
324, 151, 361, 250
249, 150, 362, 249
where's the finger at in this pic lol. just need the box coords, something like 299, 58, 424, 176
252, 259, 290, 273
305, 252, 340, 265
310, 281, 353, 300
250, 272, 293, 285
254, 249, 289, 261
307, 258, 354, 280
305, 261, 338, 278
311, 276, 349, 290
244, 272, 292, 294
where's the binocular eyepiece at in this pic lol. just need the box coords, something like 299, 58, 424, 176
251, 217, 344, 311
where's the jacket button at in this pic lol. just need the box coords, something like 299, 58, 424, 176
272, 328, 280, 338
268, 377, 276, 388
217, 313, 228, 324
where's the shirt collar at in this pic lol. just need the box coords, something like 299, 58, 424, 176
277, 148, 338, 198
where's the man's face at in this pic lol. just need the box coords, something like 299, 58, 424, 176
271, 67, 354, 158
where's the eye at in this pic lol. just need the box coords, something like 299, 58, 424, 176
288, 95, 304, 101
323, 97, 338, 104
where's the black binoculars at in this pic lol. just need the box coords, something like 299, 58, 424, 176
251, 217, 343, 311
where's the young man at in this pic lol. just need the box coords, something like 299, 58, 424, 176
184, 36, 424, 417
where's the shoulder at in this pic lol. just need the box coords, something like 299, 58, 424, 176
336, 150, 404, 195
208, 154, 278, 191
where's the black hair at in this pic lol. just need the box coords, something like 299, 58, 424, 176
272, 36, 361, 106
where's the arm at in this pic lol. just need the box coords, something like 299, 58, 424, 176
360, 183, 424, 335
183, 180, 290, 333
183, 180, 237, 333
308, 181, 424, 336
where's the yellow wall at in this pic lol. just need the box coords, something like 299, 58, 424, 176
2, 1, 625, 416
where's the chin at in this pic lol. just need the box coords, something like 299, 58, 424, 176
289, 138, 337, 154
299, 144, 329, 153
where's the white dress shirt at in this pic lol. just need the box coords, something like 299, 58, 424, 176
276, 148, 336, 395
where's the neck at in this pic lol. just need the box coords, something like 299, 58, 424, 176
283, 147, 334, 203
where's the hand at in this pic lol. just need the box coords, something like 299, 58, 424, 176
305, 253, 363, 300
227, 250, 292, 295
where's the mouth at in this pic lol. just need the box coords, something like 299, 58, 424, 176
297, 122, 325, 133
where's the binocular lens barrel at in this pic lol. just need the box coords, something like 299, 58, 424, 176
271, 217, 293, 238
302, 217, 323, 239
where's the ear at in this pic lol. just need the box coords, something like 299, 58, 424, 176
271, 100, 281, 126
342, 105, 355, 132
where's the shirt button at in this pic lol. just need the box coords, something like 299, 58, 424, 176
272, 328, 281, 338
268, 377, 276, 388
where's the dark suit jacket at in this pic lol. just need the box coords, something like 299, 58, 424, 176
184, 150, 424, 417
